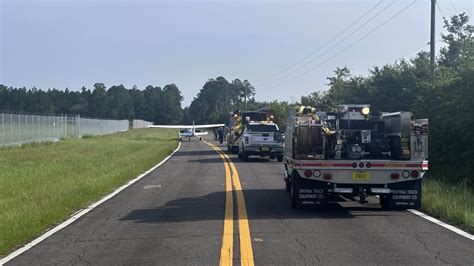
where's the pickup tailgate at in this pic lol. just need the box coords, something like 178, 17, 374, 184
248, 132, 275, 144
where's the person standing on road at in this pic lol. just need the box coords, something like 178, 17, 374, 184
217, 127, 224, 144
213, 128, 218, 140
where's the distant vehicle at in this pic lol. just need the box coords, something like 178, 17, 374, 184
227, 109, 284, 161
149, 121, 224, 141
227, 110, 268, 153
284, 105, 428, 210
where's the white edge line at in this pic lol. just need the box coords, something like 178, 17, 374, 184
408, 209, 474, 240
336, 195, 472, 240
0, 141, 182, 265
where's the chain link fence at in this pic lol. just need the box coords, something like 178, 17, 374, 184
0, 113, 129, 147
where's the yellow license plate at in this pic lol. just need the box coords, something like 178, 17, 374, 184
261, 146, 269, 151
352, 171, 369, 181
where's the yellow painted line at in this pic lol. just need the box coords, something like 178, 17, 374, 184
206, 142, 233, 266
205, 141, 254, 266
226, 156, 254, 266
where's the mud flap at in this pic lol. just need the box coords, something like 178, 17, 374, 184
294, 174, 328, 208
387, 179, 422, 209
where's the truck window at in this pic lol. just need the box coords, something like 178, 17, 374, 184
247, 124, 278, 133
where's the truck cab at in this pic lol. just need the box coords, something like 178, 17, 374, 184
238, 122, 284, 161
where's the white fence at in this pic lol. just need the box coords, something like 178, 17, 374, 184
0, 113, 129, 147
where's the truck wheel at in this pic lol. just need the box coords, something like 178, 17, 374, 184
242, 151, 249, 161
290, 173, 301, 209
276, 155, 283, 162
380, 195, 391, 210
269, 154, 276, 160
232, 146, 238, 154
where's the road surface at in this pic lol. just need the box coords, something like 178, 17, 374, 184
7, 137, 474, 265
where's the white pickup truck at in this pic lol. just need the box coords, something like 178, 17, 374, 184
238, 122, 284, 162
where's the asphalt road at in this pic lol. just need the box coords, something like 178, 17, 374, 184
7, 137, 474, 265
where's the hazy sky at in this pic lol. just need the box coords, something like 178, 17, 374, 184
1, 0, 473, 106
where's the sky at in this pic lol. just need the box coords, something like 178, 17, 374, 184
1, 0, 473, 107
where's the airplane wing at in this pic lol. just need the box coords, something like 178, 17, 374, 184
193, 124, 225, 129
148, 125, 193, 129
148, 123, 224, 129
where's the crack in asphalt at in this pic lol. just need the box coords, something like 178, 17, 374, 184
415, 234, 450, 264
294, 237, 322, 264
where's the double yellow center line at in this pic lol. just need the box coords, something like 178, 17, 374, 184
204, 141, 254, 266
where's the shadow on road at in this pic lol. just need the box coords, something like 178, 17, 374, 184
230, 157, 279, 164
188, 158, 224, 164
120, 189, 392, 224
173, 150, 219, 156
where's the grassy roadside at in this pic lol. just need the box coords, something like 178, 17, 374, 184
422, 178, 474, 233
0, 128, 178, 256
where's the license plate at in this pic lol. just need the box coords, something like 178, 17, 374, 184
261, 146, 269, 151
352, 171, 369, 181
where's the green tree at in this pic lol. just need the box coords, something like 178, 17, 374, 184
107, 85, 134, 119
89, 83, 109, 118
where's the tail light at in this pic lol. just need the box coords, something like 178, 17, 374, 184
391, 173, 400, 180
304, 170, 313, 177
323, 173, 332, 180
411, 171, 419, 178
359, 162, 365, 168
366, 162, 372, 168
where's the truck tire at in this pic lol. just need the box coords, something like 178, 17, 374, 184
379, 195, 391, 210
242, 151, 249, 161
232, 146, 239, 154
276, 155, 283, 162
290, 172, 301, 209
269, 154, 276, 160
285, 172, 291, 192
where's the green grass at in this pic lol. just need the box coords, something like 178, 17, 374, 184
422, 178, 474, 233
0, 128, 178, 256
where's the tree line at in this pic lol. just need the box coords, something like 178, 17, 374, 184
0, 83, 183, 124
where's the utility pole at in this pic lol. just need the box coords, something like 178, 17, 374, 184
245, 86, 248, 110
430, 0, 436, 76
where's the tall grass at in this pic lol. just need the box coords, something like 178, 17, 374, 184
422, 178, 474, 233
0, 128, 178, 256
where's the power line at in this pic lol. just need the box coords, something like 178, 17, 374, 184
398, 42, 430, 59
435, 0, 446, 20
261, 0, 417, 90
257, 0, 395, 86
255, 0, 385, 84
450, 0, 458, 13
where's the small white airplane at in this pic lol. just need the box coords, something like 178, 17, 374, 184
148, 121, 225, 141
